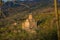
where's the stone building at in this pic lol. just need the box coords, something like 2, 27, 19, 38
22, 13, 37, 33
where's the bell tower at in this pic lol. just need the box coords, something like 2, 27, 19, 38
28, 13, 33, 21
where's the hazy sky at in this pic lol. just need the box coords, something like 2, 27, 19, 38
2, 0, 60, 2
2, 0, 25, 2
2, 0, 12, 2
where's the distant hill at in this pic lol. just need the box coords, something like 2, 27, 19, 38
1, 0, 60, 18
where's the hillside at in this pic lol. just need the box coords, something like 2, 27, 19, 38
0, 0, 60, 40
1, 0, 60, 18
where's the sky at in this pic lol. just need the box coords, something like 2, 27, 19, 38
2, 0, 60, 2
2, 0, 25, 2
2, 0, 12, 2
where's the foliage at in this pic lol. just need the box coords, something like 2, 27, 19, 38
0, 12, 59, 40
0, 1, 60, 40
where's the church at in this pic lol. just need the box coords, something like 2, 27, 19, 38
22, 13, 37, 33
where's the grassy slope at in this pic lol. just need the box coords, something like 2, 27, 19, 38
0, 7, 60, 40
